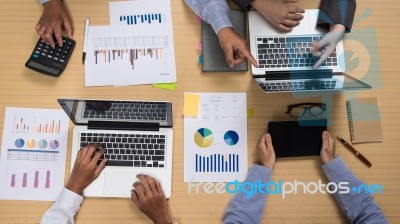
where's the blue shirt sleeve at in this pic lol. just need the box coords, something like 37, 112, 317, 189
322, 156, 388, 224
184, 0, 233, 34
222, 164, 272, 224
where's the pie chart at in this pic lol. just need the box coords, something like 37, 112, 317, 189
15, 138, 25, 148
194, 128, 213, 148
26, 139, 36, 148
224, 130, 239, 146
38, 139, 48, 149
50, 140, 60, 150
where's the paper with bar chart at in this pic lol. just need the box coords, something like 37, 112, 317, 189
184, 93, 247, 182
0, 108, 69, 201
85, 0, 176, 86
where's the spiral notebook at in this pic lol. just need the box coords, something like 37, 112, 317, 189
346, 97, 383, 143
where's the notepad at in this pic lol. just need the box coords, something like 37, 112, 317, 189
346, 97, 383, 143
183, 93, 200, 117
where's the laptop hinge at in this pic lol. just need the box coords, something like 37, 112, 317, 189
264, 69, 333, 81
87, 121, 160, 131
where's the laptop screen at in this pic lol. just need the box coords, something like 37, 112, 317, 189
341, 73, 372, 90
57, 99, 173, 127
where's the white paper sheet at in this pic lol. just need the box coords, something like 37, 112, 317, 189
85, 0, 176, 86
184, 93, 248, 182
0, 108, 69, 201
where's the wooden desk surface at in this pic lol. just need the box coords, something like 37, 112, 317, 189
0, 0, 399, 223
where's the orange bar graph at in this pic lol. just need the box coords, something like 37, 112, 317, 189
35, 120, 61, 134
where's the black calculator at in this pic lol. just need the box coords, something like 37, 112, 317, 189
25, 37, 76, 77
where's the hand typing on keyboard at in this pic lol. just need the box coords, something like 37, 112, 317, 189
65, 144, 107, 194
251, 0, 305, 32
312, 24, 346, 69
131, 174, 173, 224
217, 27, 258, 68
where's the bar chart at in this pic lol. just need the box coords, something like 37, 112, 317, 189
195, 154, 239, 173
12, 117, 30, 133
119, 13, 164, 25
92, 35, 168, 71
9, 168, 51, 189
94, 48, 164, 70
34, 120, 61, 134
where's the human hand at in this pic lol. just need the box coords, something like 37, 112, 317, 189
257, 133, 276, 169
65, 144, 107, 194
320, 131, 336, 164
35, 0, 73, 48
217, 27, 258, 68
131, 175, 172, 224
311, 24, 346, 69
251, 0, 305, 32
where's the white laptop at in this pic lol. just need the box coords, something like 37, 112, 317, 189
58, 99, 173, 198
247, 9, 371, 93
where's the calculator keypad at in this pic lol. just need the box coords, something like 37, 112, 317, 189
26, 36, 75, 77
33, 38, 74, 65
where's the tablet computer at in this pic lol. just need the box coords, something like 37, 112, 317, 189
267, 119, 327, 157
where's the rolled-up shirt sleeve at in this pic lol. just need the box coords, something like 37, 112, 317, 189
184, 0, 233, 34
317, 0, 356, 32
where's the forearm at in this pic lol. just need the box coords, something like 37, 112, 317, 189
41, 187, 84, 224
317, 0, 356, 32
322, 157, 387, 224
222, 164, 272, 224
184, 0, 233, 34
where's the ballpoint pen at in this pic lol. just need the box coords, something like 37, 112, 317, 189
82, 18, 90, 64
336, 136, 372, 167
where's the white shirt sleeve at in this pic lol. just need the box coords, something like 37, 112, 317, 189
41, 187, 84, 224
40, 0, 52, 4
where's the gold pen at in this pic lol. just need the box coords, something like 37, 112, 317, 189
336, 136, 372, 167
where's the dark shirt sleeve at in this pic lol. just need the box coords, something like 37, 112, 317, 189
317, 0, 356, 32
232, 0, 255, 11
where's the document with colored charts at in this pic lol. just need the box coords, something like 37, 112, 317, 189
184, 93, 248, 182
0, 108, 69, 201
85, 0, 176, 86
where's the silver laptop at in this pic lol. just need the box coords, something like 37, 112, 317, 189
58, 99, 173, 198
249, 9, 371, 93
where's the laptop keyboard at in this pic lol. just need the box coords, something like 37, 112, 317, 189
256, 35, 338, 69
79, 131, 166, 168
261, 80, 337, 92
82, 101, 168, 121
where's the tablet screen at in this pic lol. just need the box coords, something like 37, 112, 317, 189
267, 119, 327, 157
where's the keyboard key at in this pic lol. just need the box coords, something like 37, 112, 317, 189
106, 160, 133, 166
151, 156, 164, 161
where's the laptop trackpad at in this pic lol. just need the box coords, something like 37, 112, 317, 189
104, 170, 137, 196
